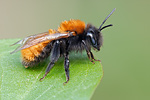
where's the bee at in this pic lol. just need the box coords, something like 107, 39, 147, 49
11, 8, 116, 84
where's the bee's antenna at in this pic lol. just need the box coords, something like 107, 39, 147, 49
99, 8, 116, 31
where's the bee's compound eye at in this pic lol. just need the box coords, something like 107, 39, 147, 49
86, 32, 96, 46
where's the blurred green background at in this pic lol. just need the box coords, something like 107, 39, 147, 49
0, 0, 150, 100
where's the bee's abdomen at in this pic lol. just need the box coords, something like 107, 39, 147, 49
21, 40, 52, 67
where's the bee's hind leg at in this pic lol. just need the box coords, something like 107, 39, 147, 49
40, 40, 60, 81
63, 51, 70, 85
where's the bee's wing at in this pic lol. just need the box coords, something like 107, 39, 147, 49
10, 31, 72, 54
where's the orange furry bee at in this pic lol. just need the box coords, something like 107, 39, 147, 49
11, 8, 115, 84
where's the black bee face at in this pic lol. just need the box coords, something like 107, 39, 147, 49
85, 25, 103, 51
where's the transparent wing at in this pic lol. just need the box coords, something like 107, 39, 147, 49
10, 31, 72, 54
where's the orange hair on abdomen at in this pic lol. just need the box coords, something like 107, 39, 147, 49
21, 29, 56, 64
21, 40, 51, 63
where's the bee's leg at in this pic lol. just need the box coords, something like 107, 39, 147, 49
82, 40, 95, 64
86, 51, 95, 64
89, 51, 101, 62
40, 40, 60, 81
82, 40, 101, 63
63, 51, 70, 84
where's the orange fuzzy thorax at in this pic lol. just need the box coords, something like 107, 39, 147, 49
58, 19, 85, 34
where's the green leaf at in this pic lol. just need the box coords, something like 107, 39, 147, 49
0, 39, 103, 100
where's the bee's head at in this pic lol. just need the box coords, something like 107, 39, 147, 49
85, 25, 102, 51
85, 8, 116, 51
